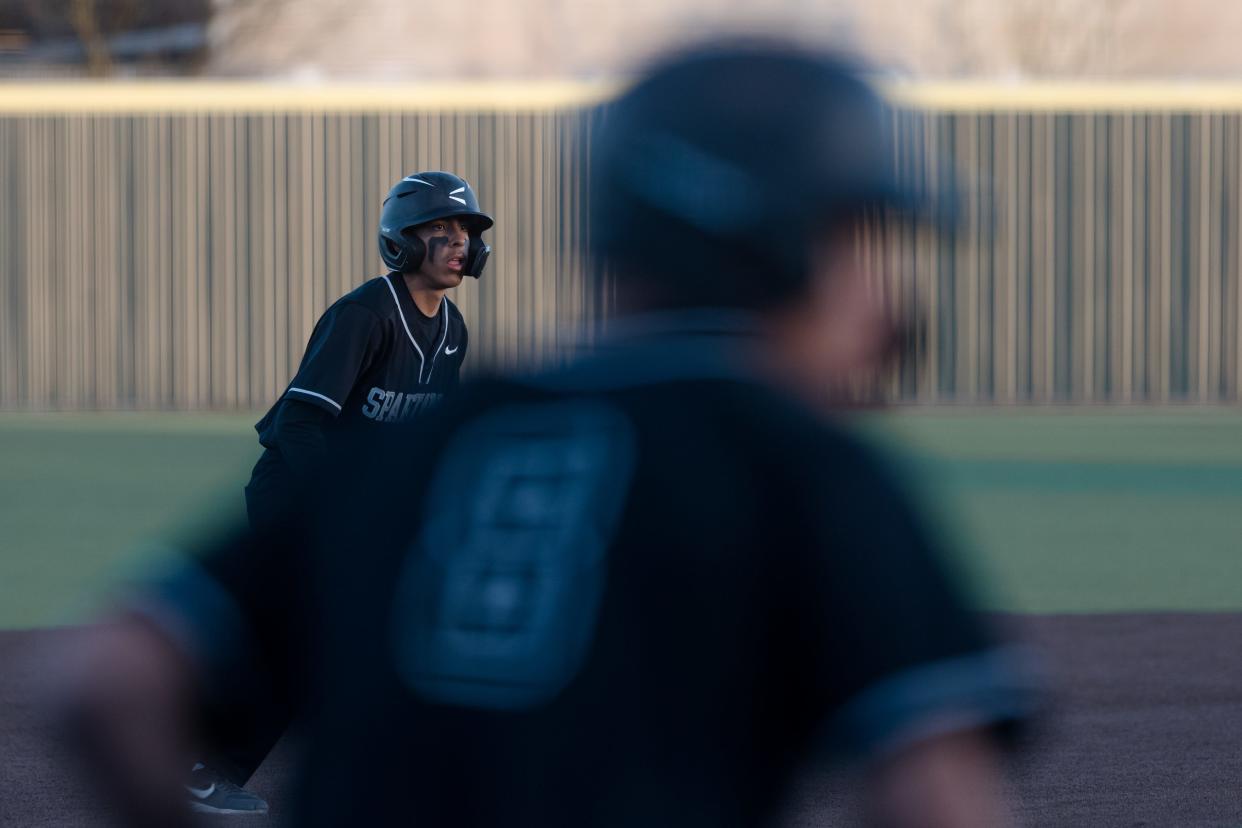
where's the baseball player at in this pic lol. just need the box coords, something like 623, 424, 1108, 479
63, 42, 1034, 828
188, 170, 494, 814
244, 169, 492, 529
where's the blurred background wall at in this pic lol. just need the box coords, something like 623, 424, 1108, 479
142, 0, 1242, 81
8, 1, 1242, 81
0, 0, 209, 77
204, 0, 1242, 81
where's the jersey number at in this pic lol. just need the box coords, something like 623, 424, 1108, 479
390, 401, 634, 711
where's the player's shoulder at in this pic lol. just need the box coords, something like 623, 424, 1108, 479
652, 377, 901, 499
726, 382, 882, 462
333, 273, 402, 316
497, 356, 880, 475
309, 274, 405, 333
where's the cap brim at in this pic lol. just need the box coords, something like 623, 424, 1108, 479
404, 208, 495, 233
869, 176, 970, 237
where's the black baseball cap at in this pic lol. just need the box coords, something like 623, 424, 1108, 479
589, 40, 959, 309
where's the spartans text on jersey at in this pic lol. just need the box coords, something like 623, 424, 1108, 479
361, 388, 442, 423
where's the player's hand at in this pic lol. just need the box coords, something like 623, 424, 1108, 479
48, 617, 197, 828
866, 728, 1015, 828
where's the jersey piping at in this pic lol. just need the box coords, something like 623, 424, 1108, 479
423, 299, 451, 384
286, 387, 343, 411
381, 273, 448, 385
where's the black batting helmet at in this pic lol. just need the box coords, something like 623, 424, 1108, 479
378, 171, 494, 277
589, 41, 951, 310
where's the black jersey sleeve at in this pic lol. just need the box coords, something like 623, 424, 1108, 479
284, 302, 384, 415
266, 399, 333, 475
790, 435, 1036, 759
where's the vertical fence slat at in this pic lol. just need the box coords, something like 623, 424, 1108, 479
3, 92, 1242, 409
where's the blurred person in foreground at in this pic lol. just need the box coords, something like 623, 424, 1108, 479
62, 41, 1035, 828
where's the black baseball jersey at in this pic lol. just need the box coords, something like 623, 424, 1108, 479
258, 271, 467, 436
149, 313, 1034, 828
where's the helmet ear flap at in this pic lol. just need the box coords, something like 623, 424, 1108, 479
464, 236, 491, 279
378, 231, 427, 273
378, 234, 406, 271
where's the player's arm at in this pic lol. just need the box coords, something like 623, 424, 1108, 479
55, 520, 305, 826
281, 301, 384, 419
789, 434, 1036, 827
866, 728, 1013, 828
55, 614, 198, 828
255, 302, 384, 483
268, 399, 334, 475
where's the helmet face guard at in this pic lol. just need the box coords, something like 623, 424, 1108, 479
379, 172, 494, 278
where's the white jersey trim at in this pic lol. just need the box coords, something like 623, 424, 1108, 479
287, 387, 343, 411
424, 296, 450, 384
382, 273, 427, 382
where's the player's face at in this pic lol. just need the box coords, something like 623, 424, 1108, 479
765, 221, 897, 401
410, 217, 473, 288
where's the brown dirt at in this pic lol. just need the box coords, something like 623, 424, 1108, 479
3, 615, 1241, 827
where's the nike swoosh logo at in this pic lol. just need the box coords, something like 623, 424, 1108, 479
445, 345, 459, 354
186, 783, 216, 800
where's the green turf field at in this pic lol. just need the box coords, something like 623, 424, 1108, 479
1, 408, 1240, 627
854, 408, 1242, 615
0, 413, 259, 628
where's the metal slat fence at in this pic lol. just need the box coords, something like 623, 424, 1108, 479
1, 84, 1240, 408
2, 106, 596, 408
881, 109, 1242, 402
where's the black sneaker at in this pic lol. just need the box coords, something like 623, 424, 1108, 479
186, 762, 269, 815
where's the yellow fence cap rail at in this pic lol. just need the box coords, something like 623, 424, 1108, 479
0, 80, 620, 114
883, 80, 1242, 111
5, 79, 1242, 115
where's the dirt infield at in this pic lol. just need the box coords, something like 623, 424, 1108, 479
3, 615, 1241, 827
